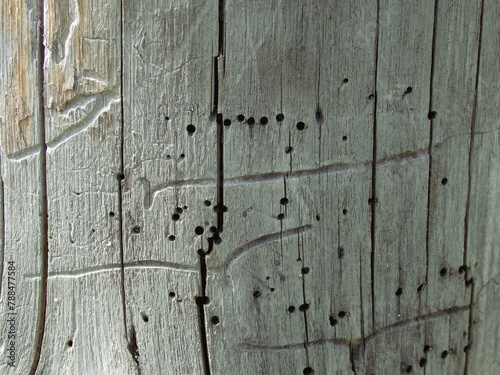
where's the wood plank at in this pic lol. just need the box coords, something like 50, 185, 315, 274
206, 0, 376, 373
0, 0, 44, 373
33, 0, 136, 372
424, 0, 482, 314
122, 0, 218, 373
466, 2, 500, 370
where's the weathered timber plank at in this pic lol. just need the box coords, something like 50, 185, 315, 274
466, 1, 500, 370
424, 0, 482, 314
0, 1, 45, 373
33, 0, 136, 373
122, 0, 218, 373
206, 0, 377, 374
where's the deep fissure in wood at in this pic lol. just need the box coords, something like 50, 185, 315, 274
29, 2, 49, 374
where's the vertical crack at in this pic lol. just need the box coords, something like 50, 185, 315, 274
425, 0, 439, 294
463, 0, 484, 373
0, 154, 5, 299
197, 2, 225, 375
370, 0, 380, 333
29, 1, 49, 374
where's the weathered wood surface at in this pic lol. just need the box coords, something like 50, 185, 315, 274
0, 1, 499, 374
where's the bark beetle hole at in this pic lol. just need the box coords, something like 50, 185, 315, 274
396, 288, 403, 296
338, 248, 345, 259
315, 214, 320, 221
368, 94, 374, 100
464, 344, 471, 352
338, 311, 346, 318
247, 117, 255, 125
210, 316, 220, 325
260, 117, 268, 125
169, 292, 176, 298
285, 146, 294, 154
277, 213, 285, 220
428, 111, 437, 120
406, 365, 413, 373
237, 114, 245, 122
441, 350, 448, 359
141, 312, 149, 322
223, 119, 231, 126
167, 154, 172, 159
329, 316, 338, 326
342, 209, 347, 215
419, 358, 427, 367
67, 340, 73, 347
440, 268, 447, 277
195, 296, 210, 305
176, 207, 183, 214
342, 136, 348, 142
303, 367, 314, 374
423, 345, 432, 353
168, 235, 176, 241
299, 303, 309, 312
195, 226, 204, 235
204, 200, 211, 207
417, 283, 425, 292
280, 197, 289, 205
132, 225, 141, 234
180, 153, 185, 158
465, 278, 473, 287
270, 288, 275, 292
301, 267, 310, 274
287, 305, 296, 314
296, 122, 306, 131
342, 78, 349, 84
276, 113, 285, 122
172, 214, 180, 221
253, 291, 261, 298
186, 124, 196, 134
441, 178, 448, 185
165, 116, 170, 121
458, 265, 466, 274
404, 87, 413, 95
109, 212, 115, 217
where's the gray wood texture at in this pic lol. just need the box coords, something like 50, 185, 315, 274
0, 0, 498, 374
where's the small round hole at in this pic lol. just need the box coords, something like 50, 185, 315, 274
67, 340, 73, 347
301, 267, 310, 274
338, 248, 345, 259
368, 94, 374, 100
166, 154, 172, 159
342, 209, 347, 215
303, 367, 314, 375
195, 226, 204, 235
285, 146, 293, 154
315, 215, 320, 221
423, 345, 431, 353
287, 305, 296, 314
417, 283, 425, 292
440, 268, 447, 277
342, 78, 349, 84
204, 200, 211, 207
165, 116, 170, 121
338, 311, 346, 318
260, 117, 268, 125
296, 122, 306, 131
195, 296, 210, 305
172, 214, 180, 221
458, 265, 466, 274
406, 365, 413, 373
141, 313, 149, 322
342, 136, 348, 142
280, 197, 289, 205
329, 316, 338, 326
405, 87, 413, 94
168, 235, 176, 241
132, 225, 141, 234
247, 117, 255, 125
277, 213, 285, 220
109, 212, 115, 217
176, 207, 183, 214
180, 153, 185, 158
223, 119, 231, 126
428, 111, 437, 120
419, 358, 427, 367
276, 113, 285, 122
299, 303, 309, 312
441, 350, 448, 359
396, 288, 403, 296
186, 124, 196, 134
253, 291, 261, 298
270, 288, 275, 292
210, 316, 220, 325
441, 178, 448, 185
169, 292, 176, 298
237, 114, 245, 122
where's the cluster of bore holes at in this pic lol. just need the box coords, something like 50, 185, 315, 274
329, 311, 348, 326
440, 265, 472, 286
286, 303, 310, 314
166, 153, 185, 160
